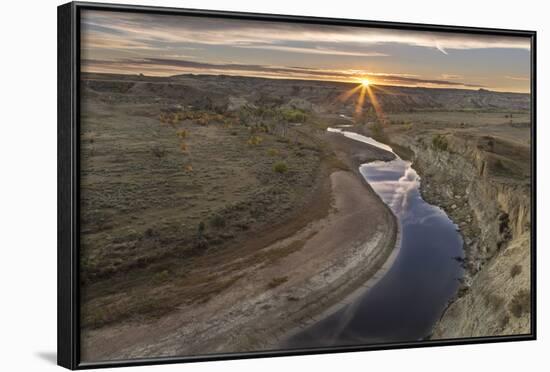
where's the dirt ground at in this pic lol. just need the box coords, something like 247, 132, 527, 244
79, 76, 399, 361
79, 98, 327, 328
81, 168, 397, 361
79, 73, 531, 359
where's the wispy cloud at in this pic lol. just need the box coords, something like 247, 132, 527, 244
82, 11, 531, 54
235, 45, 389, 57
441, 73, 463, 80
505, 75, 529, 81
80, 10, 531, 92
82, 57, 486, 89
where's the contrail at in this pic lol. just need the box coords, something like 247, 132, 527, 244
436, 41, 449, 55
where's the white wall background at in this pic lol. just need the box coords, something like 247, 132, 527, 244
0, 0, 546, 370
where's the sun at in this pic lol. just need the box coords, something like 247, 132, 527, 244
360, 78, 371, 87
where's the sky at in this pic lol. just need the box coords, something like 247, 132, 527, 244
81, 10, 531, 93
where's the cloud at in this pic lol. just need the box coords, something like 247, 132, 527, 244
505, 75, 529, 81
235, 44, 389, 57
81, 10, 531, 55
441, 74, 463, 80
82, 57, 485, 89
79, 10, 528, 91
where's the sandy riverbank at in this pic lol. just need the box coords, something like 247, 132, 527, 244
81, 133, 398, 361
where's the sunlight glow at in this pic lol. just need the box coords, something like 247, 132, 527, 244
355, 85, 367, 115
337, 82, 387, 124
366, 85, 386, 123
337, 84, 362, 102
360, 78, 371, 87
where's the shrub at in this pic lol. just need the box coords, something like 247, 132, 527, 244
176, 129, 187, 139
494, 159, 506, 171
151, 145, 166, 158
153, 270, 170, 283
247, 135, 263, 145
432, 134, 449, 151
267, 148, 280, 156
371, 122, 384, 137
508, 289, 531, 318
195, 117, 208, 126
267, 276, 288, 289
485, 293, 504, 310
499, 313, 510, 329
510, 264, 522, 278
180, 142, 188, 153
144, 228, 155, 238
273, 161, 288, 174
210, 214, 226, 228
159, 112, 180, 125
197, 221, 205, 237
282, 108, 308, 123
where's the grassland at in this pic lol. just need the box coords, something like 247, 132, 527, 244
79, 72, 531, 359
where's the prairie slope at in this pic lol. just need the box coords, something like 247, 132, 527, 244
82, 170, 397, 360
80, 73, 399, 360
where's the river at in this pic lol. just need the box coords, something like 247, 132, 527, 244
285, 127, 464, 348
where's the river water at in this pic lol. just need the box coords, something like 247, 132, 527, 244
285, 128, 464, 348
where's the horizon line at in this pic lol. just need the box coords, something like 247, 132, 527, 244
80, 69, 531, 95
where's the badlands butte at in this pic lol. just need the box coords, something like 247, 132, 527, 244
79, 72, 532, 360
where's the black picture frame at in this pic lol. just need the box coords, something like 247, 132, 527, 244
58, 1, 537, 369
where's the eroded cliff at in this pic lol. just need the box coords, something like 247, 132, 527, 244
391, 130, 531, 338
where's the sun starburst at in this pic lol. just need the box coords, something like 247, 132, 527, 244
337, 80, 386, 124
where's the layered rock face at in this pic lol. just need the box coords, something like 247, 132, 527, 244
393, 132, 531, 338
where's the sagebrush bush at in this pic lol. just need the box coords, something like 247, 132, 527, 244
177, 129, 187, 139
180, 142, 188, 153
282, 108, 307, 123
371, 122, 384, 137
153, 270, 170, 283
267, 276, 288, 289
151, 145, 166, 158
273, 161, 288, 174
509, 289, 531, 318
432, 134, 449, 151
247, 135, 263, 145
210, 214, 226, 228
510, 264, 522, 278
267, 148, 280, 156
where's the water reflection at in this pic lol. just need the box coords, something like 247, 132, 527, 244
285, 128, 464, 348
361, 160, 419, 217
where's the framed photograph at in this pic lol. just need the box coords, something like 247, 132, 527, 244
58, 1, 536, 369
